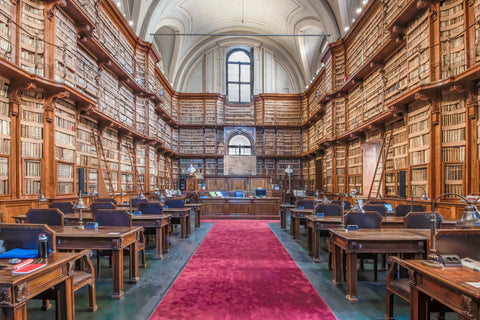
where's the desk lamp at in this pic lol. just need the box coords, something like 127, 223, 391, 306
73, 193, 89, 229
351, 189, 364, 213
423, 193, 480, 268
37, 189, 47, 208
89, 189, 98, 204
139, 192, 146, 200
410, 186, 430, 213
337, 193, 349, 231
285, 165, 293, 193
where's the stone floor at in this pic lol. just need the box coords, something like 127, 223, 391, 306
25, 217, 451, 320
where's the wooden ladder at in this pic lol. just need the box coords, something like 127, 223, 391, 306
367, 131, 393, 201
126, 142, 144, 195
91, 128, 115, 197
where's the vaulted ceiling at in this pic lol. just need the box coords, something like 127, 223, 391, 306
117, 0, 366, 93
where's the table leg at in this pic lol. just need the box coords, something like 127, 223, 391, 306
290, 215, 295, 237
2, 303, 27, 320
313, 228, 320, 262
55, 276, 75, 320
294, 216, 300, 241
195, 207, 200, 228
180, 215, 186, 239
345, 252, 359, 302
155, 224, 164, 259
111, 249, 124, 299
187, 214, 191, 237
129, 240, 140, 284
410, 286, 429, 320
306, 224, 312, 255
332, 242, 343, 285
280, 210, 286, 229
163, 222, 170, 253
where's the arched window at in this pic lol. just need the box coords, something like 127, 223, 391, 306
226, 49, 252, 103
228, 133, 252, 155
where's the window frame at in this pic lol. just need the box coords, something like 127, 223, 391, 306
226, 49, 253, 104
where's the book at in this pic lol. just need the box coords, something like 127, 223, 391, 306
13, 258, 33, 270
12, 263, 46, 274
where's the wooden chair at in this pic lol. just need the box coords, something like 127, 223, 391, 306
363, 204, 388, 217
394, 204, 426, 217
0, 224, 96, 312
385, 230, 480, 320
90, 201, 116, 214
93, 209, 146, 276
315, 203, 342, 216
95, 197, 117, 205
403, 211, 443, 229
131, 198, 148, 208
345, 211, 383, 281
26, 208, 64, 227
48, 201, 74, 214
330, 200, 351, 210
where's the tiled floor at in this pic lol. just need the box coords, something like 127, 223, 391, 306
25, 219, 420, 320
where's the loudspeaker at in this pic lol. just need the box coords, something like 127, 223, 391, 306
77, 167, 86, 195
397, 170, 407, 199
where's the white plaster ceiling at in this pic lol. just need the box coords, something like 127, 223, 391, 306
118, 0, 365, 92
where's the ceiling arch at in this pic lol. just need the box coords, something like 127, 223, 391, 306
119, 0, 366, 92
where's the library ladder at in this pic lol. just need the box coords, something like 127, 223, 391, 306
126, 142, 144, 195
367, 131, 393, 201
91, 128, 115, 198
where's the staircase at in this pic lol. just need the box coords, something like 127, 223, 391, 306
367, 131, 393, 201
91, 128, 115, 198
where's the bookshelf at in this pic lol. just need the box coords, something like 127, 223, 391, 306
21, 89, 44, 195
76, 116, 98, 193
102, 128, 119, 193
20, 0, 45, 77
347, 85, 363, 131
384, 119, 408, 196
98, 69, 118, 120
323, 147, 333, 193
0, 0, 11, 60
439, 0, 465, 79
441, 90, 466, 197
135, 97, 146, 135
54, 9, 77, 87
408, 100, 430, 197
0, 77, 9, 195
54, 98, 76, 195
384, 46, 407, 104
363, 71, 383, 121
334, 95, 346, 136
136, 142, 146, 192
335, 145, 346, 194
76, 47, 98, 100
347, 138, 362, 194
406, 10, 429, 89
118, 84, 135, 129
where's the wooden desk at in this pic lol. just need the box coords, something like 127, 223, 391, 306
330, 229, 427, 302
305, 216, 342, 261
201, 197, 280, 219
54, 226, 143, 299
162, 208, 191, 239
0, 251, 89, 320
185, 203, 201, 229
290, 208, 314, 240
131, 214, 170, 259
402, 260, 480, 320
279, 204, 295, 229
14, 213, 171, 260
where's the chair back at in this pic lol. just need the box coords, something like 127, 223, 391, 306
404, 212, 443, 229
131, 199, 148, 208
330, 200, 351, 210
435, 230, 480, 259
90, 202, 116, 213
345, 211, 383, 229
363, 204, 387, 216
395, 204, 426, 217
93, 209, 132, 227
315, 204, 342, 216
165, 199, 185, 208
138, 202, 163, 214
0, 223, 56, 252
48, 201, 74, 214
26, 208, 64, 227
296, 199, 315, 209
188, 193, 200, 204
95, 198, 117, 205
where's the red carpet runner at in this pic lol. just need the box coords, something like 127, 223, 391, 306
149, 220, 337, 320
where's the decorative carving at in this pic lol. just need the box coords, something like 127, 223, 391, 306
408, 269, 416, 285
15, 282, 28, 302
9, 83, 37, 117
46, 0, 66, 20
78, 24, 93, 40
67, 260, 75, 276
450, 85, 464, 93
45, 91, 69, 122
0, 287, 11, 305
460, 295, 474, 318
